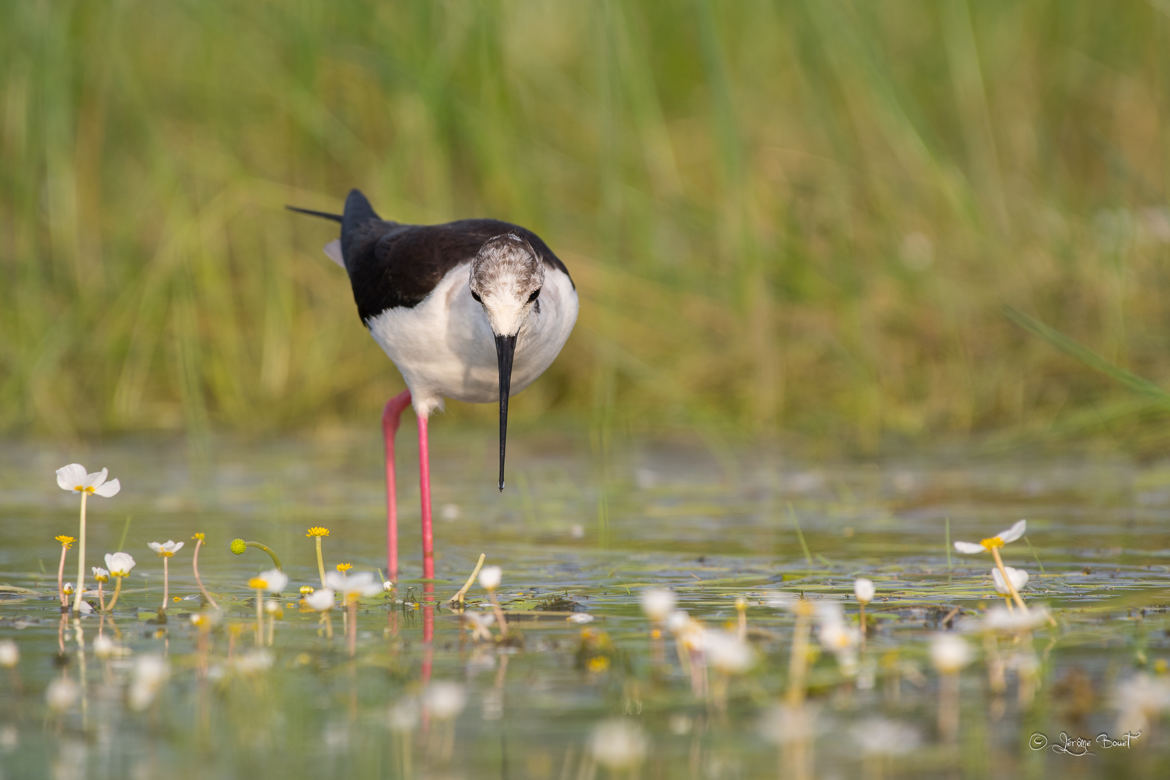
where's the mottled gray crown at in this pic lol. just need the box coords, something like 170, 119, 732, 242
470, 233, 545, 300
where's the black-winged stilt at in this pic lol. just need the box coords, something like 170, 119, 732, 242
288, 190, 578, 584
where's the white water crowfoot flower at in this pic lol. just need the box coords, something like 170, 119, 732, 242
128, 655, 170, 711
324, 571, 383, 656
853, 577, 875, 643
248, 569, 289, 647
57, 463, 120, 615
105, 552, 136, 577
589, 719, 648, 772
148, 541, 183, 613
640, 588, 676, 623
991, 566, 1029, 602
463, 611, 496, 642
953, 520, 1030, 612
930, 633, 972, 742
478, 565, 502, 590
953, 519, 1026, 554
248, 568, 289, 593
91, 567, 110, 611
56, 464, 121, 498
476, 566, 509, 638
148, 540, 184, 557
324, 571, 383, 602
1113, 673, 1170, 735
102, 552, 135, 611
980, 604, 1051, 634
302, 587, 335, 611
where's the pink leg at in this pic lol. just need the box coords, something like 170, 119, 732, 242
417, 413, 435, 584
382, 390, 412, 583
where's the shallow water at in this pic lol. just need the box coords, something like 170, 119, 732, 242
1, 431, 1169, 778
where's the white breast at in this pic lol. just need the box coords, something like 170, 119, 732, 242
365, 264, 578, 418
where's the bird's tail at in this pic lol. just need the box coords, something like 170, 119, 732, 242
285, 205, 342, 222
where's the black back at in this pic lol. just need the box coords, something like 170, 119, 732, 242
336, 189, 573, 323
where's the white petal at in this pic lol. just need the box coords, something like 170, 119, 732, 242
853, 578, 875, 604
953, 541, 985, 554
148, 542, 162, 553
997, 519, 1027, 544
94, 478, 120, 498
171, 541, 184, 553
991, 566, 1029, 595
86, 468, 109, 489
57, 464, 87, 491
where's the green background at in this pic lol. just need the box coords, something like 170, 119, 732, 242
3, 1, 1169, 449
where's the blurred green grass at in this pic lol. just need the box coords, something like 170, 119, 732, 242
3, 0, 1170, 449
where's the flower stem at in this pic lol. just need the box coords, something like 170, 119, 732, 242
245, 540, 283, 570
347, 600, 357, 657
315, 537, 326, 587
72, 493, 88, 614
57, 546, 68, 608
990, 547, 1028, 612
97, 582, 105, 612
192, 539, 219, 609
447, 553, 486, 607
161, 556, 170, 612
254, 589, 264, 647
106, 577, 124, 611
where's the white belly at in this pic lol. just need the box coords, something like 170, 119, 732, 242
365, 263, 578, 417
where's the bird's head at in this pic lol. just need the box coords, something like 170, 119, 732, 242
468, 234, 545, 492
468, 233, 545, 337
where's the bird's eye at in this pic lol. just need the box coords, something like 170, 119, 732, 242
470, 290, 483, 303
527, 288, 541, 303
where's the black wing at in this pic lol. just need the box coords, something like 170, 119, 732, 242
339, 190, 574, 323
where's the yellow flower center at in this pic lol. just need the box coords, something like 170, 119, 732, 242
248, 577, 267, 590
336, 562, 352, 573
586, 656, 610, 673
980, 536, 1004, 550
55, 535, 76, 549
159, 550, 175, 557
74, 486, 95, 494
306, 527, 330, 538
192, 532, 205, 542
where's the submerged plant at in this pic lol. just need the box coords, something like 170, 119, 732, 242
148, 540, 184, 613
56, 464, 121, 615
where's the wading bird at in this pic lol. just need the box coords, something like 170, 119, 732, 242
288, 190, 578, 584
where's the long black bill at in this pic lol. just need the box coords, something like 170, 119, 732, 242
494, 334, 517, 492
